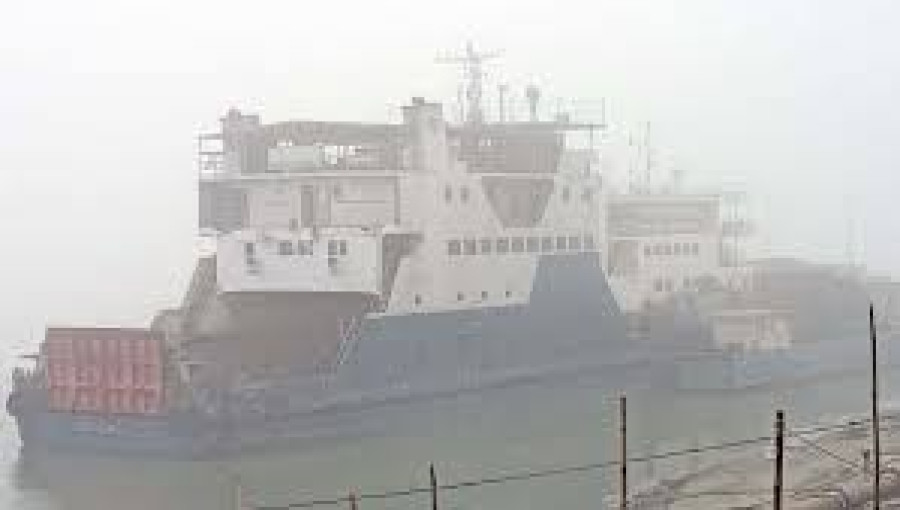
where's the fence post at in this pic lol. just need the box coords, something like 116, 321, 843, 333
430, 463, 438, 510
871, 303, 881, 509
774, 409, 784, 510
620, 394, 627, 510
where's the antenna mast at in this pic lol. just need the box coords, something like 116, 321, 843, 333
436, 42, 502, 125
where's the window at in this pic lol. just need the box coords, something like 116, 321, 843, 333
673, 243, 682, 256
541, 236, 553, 252
479, 238, 492, 254
244, 242, 255, 257
692, 243, 700, 255
333, 184, 343, 199
562, 187, 571, 203
339, 240, 348, 256
448, 240, 461, 256
644, 245, 652, 257
526, 237, 539, 253
653, 244, 663, 256
584, 234, 596, 250
288, 218, 299, 231
414, 294, 422, 306
664, 279, 673, 292
582, 188, 593, 203
328, 240, 338, 257
298, 240, 313, 256
463, 239, 477, 255
511, 237, 525, 253
505, 290, 512, 298
444, 185, 453, 203
654, 279, 663, 292
457, 292, 465, 302
460, 186, 470, 203
568, 236, 581, 250
556, 236, 567, 250
497, 238, 510, 254
683, 276, 692, 288
481, 291, 488, 300
278, 240, 294, 256
664, 244, 672, 256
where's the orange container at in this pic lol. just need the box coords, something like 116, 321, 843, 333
44, 328, 164, 415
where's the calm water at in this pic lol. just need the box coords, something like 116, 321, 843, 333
2, 359, 898, 510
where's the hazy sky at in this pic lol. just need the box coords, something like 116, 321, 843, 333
1, 0, 899, 351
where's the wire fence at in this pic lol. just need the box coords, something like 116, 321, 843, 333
249, 416, 886, 510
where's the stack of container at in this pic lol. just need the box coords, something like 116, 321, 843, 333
45, 328, 164, 415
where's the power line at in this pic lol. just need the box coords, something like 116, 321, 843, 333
252, 416, 894, 509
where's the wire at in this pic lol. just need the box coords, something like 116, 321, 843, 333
252, 415, 897, 509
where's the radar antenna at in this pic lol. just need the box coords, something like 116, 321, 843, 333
436, 42, 502, 125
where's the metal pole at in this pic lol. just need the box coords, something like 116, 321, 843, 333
348, 491, 358, 510
774, 409, 784, 510
620, 394, 628, 510
429, 463, 438, 510
871, 303, 881, 509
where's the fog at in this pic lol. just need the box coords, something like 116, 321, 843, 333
2, 0, 899, 350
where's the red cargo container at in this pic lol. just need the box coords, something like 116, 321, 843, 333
44, 327, 164, 415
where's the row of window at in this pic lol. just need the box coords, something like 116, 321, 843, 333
412, 289, 514, 306
245, 239, 349, 260
653, 276, 706, 293
448, 234, 596, 256
644, 242, 700, 258
443, 185, 593, 204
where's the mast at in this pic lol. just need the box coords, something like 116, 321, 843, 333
436, 42, 502, 125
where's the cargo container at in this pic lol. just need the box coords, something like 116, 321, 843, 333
44, 328, 164, 415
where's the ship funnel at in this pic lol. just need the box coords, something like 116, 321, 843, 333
526, 85, 541, 122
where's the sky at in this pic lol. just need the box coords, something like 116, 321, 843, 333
1, 0, 899, 351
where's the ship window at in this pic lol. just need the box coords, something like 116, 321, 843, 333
288, 218, 299, 231
298, 240, 313, 256
481, 291, 488, 300
460, 186, 470, 203
541, 236, 553, 252
448, 240, 461, 256
582, 188, 593, 203
653, 244, 663, 256
414, 294, 422, 306
496, 238, 509, 254
664, 279, 673, 292
339, 240, 348, 256
444, 185, 453, 203
569, 236, 581, 250
511, 237, 525, 253
692, 243, 700, 255
505, 290, 512, 298
584, 234, 596, 250
683, 276, 692, 288
556, 236, 567, 250
278, 240, 294, 256
644, 245, 652, 257
328, 240, 338, 257
479, 238, 492, 254
463, 239, 477, 255
654, 279, 663, 292
526, 237, 539, 253
562, 187, 571, 203
333, 184, 343, 199
457, 292, 465, 301
664, 244, 672, 256
244, 242, 255, 257
674, 243, 682, 256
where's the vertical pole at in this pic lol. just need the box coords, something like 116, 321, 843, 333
429, 463, 438, 510
620, 394, 628, 510
348, 491, 358, 510
774, 410, 784, 510
871, 303, 881, 509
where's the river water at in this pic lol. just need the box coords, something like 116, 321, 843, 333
1, 355, 898, 510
